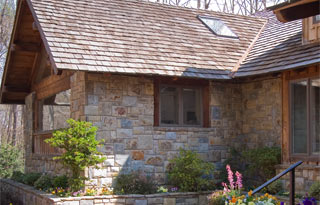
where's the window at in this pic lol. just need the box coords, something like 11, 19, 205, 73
290, 77, 320, 156
37, 89, 71, 132
154, 78, 209, 127
313, 15, 320, 24
160, 85, 202, 126
197, 15, 238, 38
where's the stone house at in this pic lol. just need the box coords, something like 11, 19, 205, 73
0, 0, 319, 193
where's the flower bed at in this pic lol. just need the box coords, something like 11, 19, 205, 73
0, 179, 211, 205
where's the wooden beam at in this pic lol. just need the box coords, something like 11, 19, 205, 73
32, 71, 73, 100
11, 42, 40, 53
273, 0, 319, 22
282, 71, 290, 163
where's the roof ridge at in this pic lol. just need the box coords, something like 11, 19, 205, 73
82, 0, 268, 22
229, 18, 269, 77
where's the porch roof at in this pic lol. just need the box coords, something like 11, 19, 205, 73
235, 12, 320, 77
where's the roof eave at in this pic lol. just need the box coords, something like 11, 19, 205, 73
268, 0, 320, 22
0, 0, 23, 104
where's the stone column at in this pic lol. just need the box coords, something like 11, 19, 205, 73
24, 92, 35, 173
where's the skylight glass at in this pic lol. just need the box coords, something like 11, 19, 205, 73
198, 15, 238, 38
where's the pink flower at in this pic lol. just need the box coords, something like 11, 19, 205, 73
226, 165, 234, 189
235, 171, 243, 189
222, 182, 230, 194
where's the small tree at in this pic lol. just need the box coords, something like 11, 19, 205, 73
45, 119, 106, 191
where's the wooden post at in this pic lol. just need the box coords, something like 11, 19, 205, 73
290, 168, 295, 205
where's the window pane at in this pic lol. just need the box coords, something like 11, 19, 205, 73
160, 86, 178, 125
183, 88, 201, 125
311, 78, 320, 154
291, 80, 308, 154
42, 89, 71, 131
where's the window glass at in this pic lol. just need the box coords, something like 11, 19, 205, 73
160, 86, 179, 125
291, 80, 307, 154
198, 16, 238, 38
41, 89, 71, 131
183, 88, 201, 125
311, 78, 320, 154
313, 15, 320, 24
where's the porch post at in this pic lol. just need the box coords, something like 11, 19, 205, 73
289, 168, 295, 205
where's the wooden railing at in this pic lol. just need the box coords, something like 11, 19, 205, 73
33, 132, 64, 155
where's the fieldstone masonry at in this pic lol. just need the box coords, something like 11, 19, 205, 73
25, 72, 285, 190
0, 179, 210, 205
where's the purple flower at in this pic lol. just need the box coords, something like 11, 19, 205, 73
171, 187, 178, 192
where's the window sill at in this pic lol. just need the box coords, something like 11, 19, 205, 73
275, 163, 320, 170
31, 154, 60, 160
33, 130, 53, 135
289, 155, 320, 162
153, 126, 215, 132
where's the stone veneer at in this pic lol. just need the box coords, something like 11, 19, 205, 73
24, 72, 283, 189
276, 163, 320, 193
0, 179, 210, 205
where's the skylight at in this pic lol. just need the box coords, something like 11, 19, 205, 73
198, 15, 238, 38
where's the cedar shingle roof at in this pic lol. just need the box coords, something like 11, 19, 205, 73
28, 0, 266, 79
235, 11, 320, 77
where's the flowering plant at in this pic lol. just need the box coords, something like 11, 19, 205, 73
100, 186, 113, 195
222, 165, 243, 198
208, 165, 279, 205
298, 194, 318, 205
85, 188, 97, 196
51, 187, 69, 197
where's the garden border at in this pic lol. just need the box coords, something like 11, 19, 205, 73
0, 179, 212, 205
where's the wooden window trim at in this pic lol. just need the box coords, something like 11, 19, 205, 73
287, 74, 320, 161
282, 66, 320, 162
154, 77, 210, 128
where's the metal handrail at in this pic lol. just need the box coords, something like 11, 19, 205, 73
250, 161, 303, 205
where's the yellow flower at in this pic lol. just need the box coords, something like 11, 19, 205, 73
248, 190, 253, 197
51, 191, 55, 194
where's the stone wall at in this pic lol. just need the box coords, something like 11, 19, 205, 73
239, 78, 282, 148
276, 163, 320, 193
0, 179, 210, 205
23, 73, 283, 188
83, 74, 234, 187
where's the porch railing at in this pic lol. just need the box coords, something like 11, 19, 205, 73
33, 132, 64, 155
250, 161, 303, 205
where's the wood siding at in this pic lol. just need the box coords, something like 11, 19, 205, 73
302, 16, 320, 43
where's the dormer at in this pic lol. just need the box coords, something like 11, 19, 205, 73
302, 15, 320, 44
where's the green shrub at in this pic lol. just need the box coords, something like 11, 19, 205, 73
23, 173, 42, 186
34, 174, 53, 191
45, 119, 106, 192
309, 181, 320, 200
262, 181, 283, 195
218, 146, 281, 190
167, 148, 215, 192
11, 171, 25, 183
52, 175, 69, 189
243, 146, 281, 185
113, 172, 157, 194
0, 144, 23, 178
